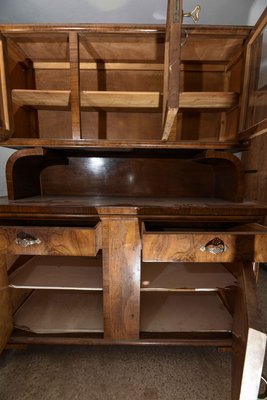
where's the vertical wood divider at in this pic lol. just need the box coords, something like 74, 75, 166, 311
26, 60, 40, 139
69, 32, 81, 140
219, 69, 230, 141
162, 0, 182, 141
100, 215, 141, 340
0, 35, 14, 140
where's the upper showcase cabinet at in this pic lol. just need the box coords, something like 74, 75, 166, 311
0, 5, 265, 148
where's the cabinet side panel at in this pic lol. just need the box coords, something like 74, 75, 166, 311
0, 255, 13, 353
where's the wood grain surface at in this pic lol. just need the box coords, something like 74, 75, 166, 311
0, 256, 13, 353
101, 217, 141, 340
0, 224, 101, 256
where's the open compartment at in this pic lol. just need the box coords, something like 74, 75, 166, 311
0, 21, 252, 145
8, 254, 104, 335
13, 290, 103, 334
5, 32, 71, 139
9, 255, 103, 290
140, 260, 235, 339
140, 292, 233, 334
79, 31, 165, 140
6, 148, 244, 203
141, 261, 237, 291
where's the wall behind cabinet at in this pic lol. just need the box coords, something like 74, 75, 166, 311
0, 0, 265, 24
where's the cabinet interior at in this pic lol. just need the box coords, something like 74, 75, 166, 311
6, 149, 244, 203
3, 26, 249, 142
8, 254, 237, 338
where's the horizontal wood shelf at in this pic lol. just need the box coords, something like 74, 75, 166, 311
1, 196, 267, 218
0, 138, 243, 150
14, 290, 104, 334
12, 90, 71, 109
33, 61, 164, 71
179, 92, 238, 109
140, 292, 232, 333
141, 262, 236, 291
9, 256, 103, 290
12, 89, 238, 110
33, 61, 226, 72
81, 91, 160, 108
9, 257, 236, 292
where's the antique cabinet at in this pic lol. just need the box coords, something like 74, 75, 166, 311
0, 2, 267, 399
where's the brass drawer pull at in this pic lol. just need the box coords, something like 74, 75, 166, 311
15, 232, 42, 248
200, 237, 228, 255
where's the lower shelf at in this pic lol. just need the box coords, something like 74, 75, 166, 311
13, 290, 232, 335
140, 292, 232, 333
14, 290, 104, 334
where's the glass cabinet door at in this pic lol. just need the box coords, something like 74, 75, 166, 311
240, 8, 267, 137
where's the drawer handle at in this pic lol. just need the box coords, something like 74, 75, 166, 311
200, 237, 228, 255
15, 232, 42, 248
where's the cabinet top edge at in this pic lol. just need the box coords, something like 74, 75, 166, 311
0, 24, 252, 36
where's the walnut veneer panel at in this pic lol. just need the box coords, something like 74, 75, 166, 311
101, 217, 141, 340
0, 224, 102, 256
142, 225, 267, 263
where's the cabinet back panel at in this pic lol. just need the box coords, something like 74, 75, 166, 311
182, 71, 224, 92
81, 112, 162, 140
6, 34, 70, 61
38, 111, 72, 139
80, 70, 163, 92
178, 112, 221, 141
79, 34, 165, 62
35, 70, 70, 90
40, 158, 215, 198
181, 37, 245, 62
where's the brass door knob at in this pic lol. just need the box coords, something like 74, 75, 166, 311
183, 5, 201, 23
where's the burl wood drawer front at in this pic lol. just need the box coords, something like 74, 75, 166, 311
0, 223, 102, 256
142, 223, 267, 262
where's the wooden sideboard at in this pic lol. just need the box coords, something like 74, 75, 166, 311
0, 3, 267, 399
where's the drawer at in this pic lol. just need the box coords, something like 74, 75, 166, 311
142, 222, 267, 262
0, 223, 102, 256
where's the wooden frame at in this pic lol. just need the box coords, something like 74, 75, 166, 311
162, 0, 182, 141
0, 35, 14, 140
239, 7, 267, 140
232, 262, 267, 399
